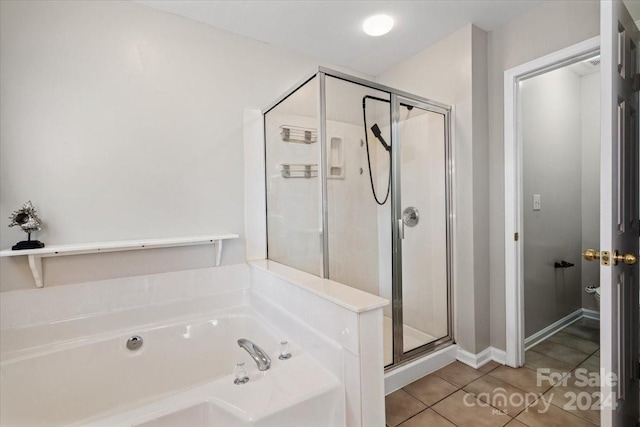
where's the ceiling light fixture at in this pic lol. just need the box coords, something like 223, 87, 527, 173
363, 14, 394, 37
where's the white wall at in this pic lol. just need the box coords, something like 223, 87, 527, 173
378, 24, 490, 353
581, 71, 601, 310
0, 0, 369, 291
488, 0, 600, 350
521, 67, 583, 337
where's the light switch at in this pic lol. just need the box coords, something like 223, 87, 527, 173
533, 194, 541, 211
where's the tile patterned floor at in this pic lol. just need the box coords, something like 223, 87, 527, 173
385, 318, 601, 426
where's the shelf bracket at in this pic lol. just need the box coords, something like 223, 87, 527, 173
215, 239, 223, 266
28, 255, 43, 288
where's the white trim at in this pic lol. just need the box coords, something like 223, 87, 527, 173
582, 308, 600, 321
384, 345, 457, 395
457, 347, 492, 369
504, 36, 600, 368
524, 308, 583, 351
457, 346, 507, 369
491, 348, 507, 365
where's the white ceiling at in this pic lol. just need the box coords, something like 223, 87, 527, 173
135, 0, 545, 76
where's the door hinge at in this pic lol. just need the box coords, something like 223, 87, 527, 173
514, 232, 519, 242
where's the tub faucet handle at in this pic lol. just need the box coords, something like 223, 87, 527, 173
279, 341, 292, 360
233, 362, 249, 385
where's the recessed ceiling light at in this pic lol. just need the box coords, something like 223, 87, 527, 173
363, 14, 394, 37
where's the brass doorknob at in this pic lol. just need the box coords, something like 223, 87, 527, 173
613, 251, 638, 265
582, 249, 637, 265
582, 249, 600, 261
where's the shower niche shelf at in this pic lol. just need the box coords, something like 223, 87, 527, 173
327, 137, 345, 179
0, 234, 239, 288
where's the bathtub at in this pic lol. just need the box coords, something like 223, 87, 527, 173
0, 305, 343, 426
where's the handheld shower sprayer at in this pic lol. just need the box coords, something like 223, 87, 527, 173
370, 124, 391, 152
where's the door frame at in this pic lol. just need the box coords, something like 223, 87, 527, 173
504, 36, 600, 368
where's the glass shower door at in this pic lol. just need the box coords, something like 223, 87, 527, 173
392, 95, 452, 360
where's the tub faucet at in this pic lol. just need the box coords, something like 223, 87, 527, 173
237, 339, 271, 371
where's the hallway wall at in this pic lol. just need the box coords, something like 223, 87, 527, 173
521, 67, 583, 337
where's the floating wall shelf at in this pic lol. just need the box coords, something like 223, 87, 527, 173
0, 234, 239, 288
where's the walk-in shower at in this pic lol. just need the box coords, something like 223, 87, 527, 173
263, 68, 453, 369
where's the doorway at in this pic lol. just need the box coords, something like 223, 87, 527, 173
504, 36, 601, 367
520, 53, 602, 348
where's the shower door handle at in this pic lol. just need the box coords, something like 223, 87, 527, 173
398, 219, 405, 239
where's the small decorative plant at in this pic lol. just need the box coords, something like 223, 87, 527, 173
8, 201, 45, 250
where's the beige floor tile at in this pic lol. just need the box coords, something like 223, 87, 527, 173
516, 396, 597, 426
489, 366, 553, 395
479, 361, 502, 373
403, 373, 458, 406
547, 332, 599, 355
385, 389, 427, 427
434, 361, 485, 387
543, 384, 600, 426
593, 349, 600, 357
398, 409, 456, 427
431, 390, 512, 427
563, 324, 599, 343
578, 356, 600, 373
505, 420, 529, 426
565, 366, 601, 394
464, 374, 537, 417
524, 350, 574, 378
528, 341, 590, 366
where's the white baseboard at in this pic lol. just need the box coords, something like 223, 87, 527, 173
490, 347, 506, 365
457, 346, 506, 369
384, 345, 458, 395
582, 308, 600, 321
525, 308, 583, 351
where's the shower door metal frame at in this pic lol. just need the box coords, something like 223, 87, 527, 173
390, 94, 455, 367
263, 67, 455, 370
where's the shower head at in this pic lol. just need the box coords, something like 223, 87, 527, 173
371, 124, 391, 152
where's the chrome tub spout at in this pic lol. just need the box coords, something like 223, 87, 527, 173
237, 339, 271, 371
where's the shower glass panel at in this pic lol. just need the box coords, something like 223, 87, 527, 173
324, 76, 393, 365
396, 99, 451, 355
264, 76, 323, 276
263, 68, 453, 370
